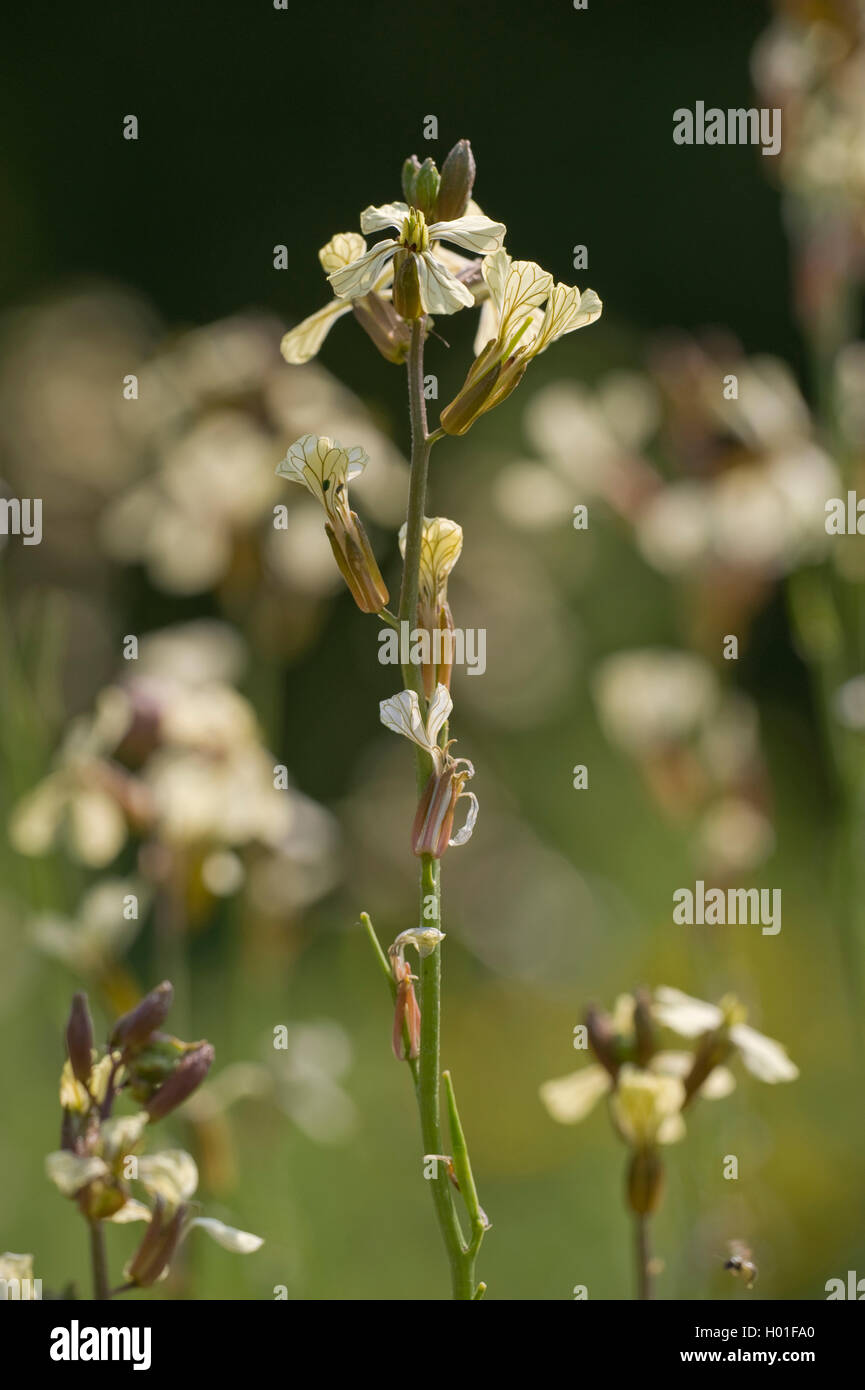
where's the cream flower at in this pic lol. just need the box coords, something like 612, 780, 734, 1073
281, 232, 379, 364
379, 685, 455, 776
610, 1066, 686, 1148
653, 986, 799, 1083
540, 1051, 733, 1128
398, 515, 463, 610
328, 202, 505, 316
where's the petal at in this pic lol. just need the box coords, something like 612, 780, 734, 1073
280, 299, 353, 365
657, 1112, 687, 1145
533, 283, 603, 355
416, 253, 474, 315
100, 1112, 149, 1158
137, 1150, 199, 1206
379, 689, 431, 751
276, 435, 368, 511
107, 1199, 153, 1224
328, 240, 399, 300
651, 1050, 736, 1100
68, 790, 127, 868
359, 202, 409, 235
653, 986, 722, 1037
731, 1023, 799, 1083
317, 231, 367, 272
473, 298, 500, 356
499, 260, 554, 339
45, 1151, 109, 1196
430, 214, 506, 255
191, 1217, 264, 1253
539, 1064, 611, 1124
425, 683, 454, 746
449, 790, 478, 847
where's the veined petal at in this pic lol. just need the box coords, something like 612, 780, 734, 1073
318, 231, 367, 272
539, 1064, 611, 1124
190, 1217, 264, 1254
398, 516, 463, 604
416, 252, 474, 315
731, 1023, 799, 1083
276, 434, 368, 515
380, 689, 431, 752
449, 790, 478, 846
473, 298, 499, 356
359, 202, 410, 235
532, 282, 603, 356
280, 299, 353, 365
425, 683, 453, 746
499, 260, 554, 337
328, 240, 399, 300
429, 213, 506, 255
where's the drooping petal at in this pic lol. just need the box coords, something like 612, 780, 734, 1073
328, 240, 399, 300
190, 1217, 264, 1253
731, 1023, 799, 1083
359, 202, 410, 235
317, 231, 367, 272
425, 683, 454, 746
280, 299, 354, 365
449, 790, 479, 847
539, 1064, 611, 1124
429, 213, 506, 255
416, 252, 474, 315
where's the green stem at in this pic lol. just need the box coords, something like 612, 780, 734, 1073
634, 1213, 652, 1301
89, 1220, 110, 1301
398, 319, 435, 710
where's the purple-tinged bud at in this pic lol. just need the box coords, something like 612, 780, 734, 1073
127, 1198, 188, 1287
352, 292, 412, 365
146, 1043, 214, 1121
66, 992, 94, 1086
586, 1006, 619, 1081
324, 511, 389, 614
436, 139, 476, 222
110, 981, 174, 1053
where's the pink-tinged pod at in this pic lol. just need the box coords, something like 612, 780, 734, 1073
392, 959, 421, 1061
411, 756, 477, 859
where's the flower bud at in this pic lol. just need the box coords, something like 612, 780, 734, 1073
146, 1043, 214, 1121
413, 157, 440, 220
586, 1006, 619, 1081
325, 511, 389, 614
127, 1198, 187, 1287
66, 992, 94, 1086
401, 155, 421, 205
392, 958, 421, 1062
627, 1148, 665, 1215
439, 341, 525, 436
436, 139, 476, 222
392, 249, 423, 321
352, 292, 412, 364
110, 981, 173, 1053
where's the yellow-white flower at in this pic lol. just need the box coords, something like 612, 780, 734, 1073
540, 1051, 732, 1129
610, 1066, 686, 1148
380, 685, 478, 856
328, 202, 505, 316
276, 434, 388, 613
379, 684, 455, 776
653, 986, 799, 1083
281, 232, 379, 365
398, 515, 463, 612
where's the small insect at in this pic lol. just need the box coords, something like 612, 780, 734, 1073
724, 1240, 757, 1289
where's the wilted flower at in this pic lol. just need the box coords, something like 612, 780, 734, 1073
277, 433, 388, 612
380, 685, 478, 857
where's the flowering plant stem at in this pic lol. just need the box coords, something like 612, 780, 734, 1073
634, 1214, 652, 1301
89, 1220, 110, 1301
370, 317, 486, 1299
